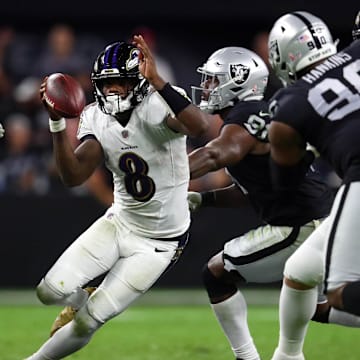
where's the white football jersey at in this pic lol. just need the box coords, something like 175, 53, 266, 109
77, 89, 190, 238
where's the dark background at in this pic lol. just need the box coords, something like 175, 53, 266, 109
0, 2, 357, 288
1, 2, 357, 92
0, 196, 261, 288
2, 1, 357, 30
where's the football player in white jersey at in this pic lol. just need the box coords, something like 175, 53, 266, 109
25, 35, 209, 360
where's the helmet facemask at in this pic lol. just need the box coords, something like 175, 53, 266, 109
93, 77, 147, 117
192, 73, 226, 113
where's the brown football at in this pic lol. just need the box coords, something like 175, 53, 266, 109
44, 73, 86, 118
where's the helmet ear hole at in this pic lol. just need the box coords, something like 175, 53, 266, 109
229, 86, 242, 93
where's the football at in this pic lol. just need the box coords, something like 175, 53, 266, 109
44, 73, 86, 118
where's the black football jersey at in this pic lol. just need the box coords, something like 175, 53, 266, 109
224, 100, 333, 226
270, 40, 360, 183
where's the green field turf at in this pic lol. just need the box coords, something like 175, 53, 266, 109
0, 289, 359, 359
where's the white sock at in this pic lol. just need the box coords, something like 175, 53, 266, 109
26, 282, 142, 360
329, 307, 360, 327
211, 291, 260, 360
277, 283, 317, 356
25, 322, 93, 360
25, 307, 99, 360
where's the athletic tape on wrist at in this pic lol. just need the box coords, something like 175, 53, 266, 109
157, 82, 191, 116
49, 118, 66, 133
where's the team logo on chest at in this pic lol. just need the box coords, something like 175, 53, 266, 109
121, 130, 129, 138
230, 63, 250, 85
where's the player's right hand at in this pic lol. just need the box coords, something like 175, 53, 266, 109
0, 122, 4, 138
133, 34, 165, 90
187, 191, 202, 212
39, 77, 62, 121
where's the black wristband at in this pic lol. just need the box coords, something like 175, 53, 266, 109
157, 82, 191, 116
200, 191, 217, 207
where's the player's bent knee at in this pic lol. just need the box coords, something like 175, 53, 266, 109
36, 278, 65, 305
73, 305, 103, 336
202, 264, 237, 300
284, 249, 324, 288
85, 287, 127, 323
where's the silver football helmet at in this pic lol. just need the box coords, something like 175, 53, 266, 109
268, 11, 337, 86
191, 47, 269, 113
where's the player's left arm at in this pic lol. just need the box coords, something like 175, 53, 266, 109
268, 120, 314, 190
133, 34, 209, 137
189, 124, 256, 179
269, 121, 305, 165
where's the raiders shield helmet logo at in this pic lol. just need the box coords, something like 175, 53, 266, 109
230, 64, 250, 85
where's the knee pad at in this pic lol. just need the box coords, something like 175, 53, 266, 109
202, 264, 237, 299
342, 281, 360, 316
284, 247, 324, 287
73, 305, 103, 336
36, 278, 65, 305
85, 284, 140, 323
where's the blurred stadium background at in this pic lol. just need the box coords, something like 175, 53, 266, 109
0, 0, 355, 291
0, 3, 359, 359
